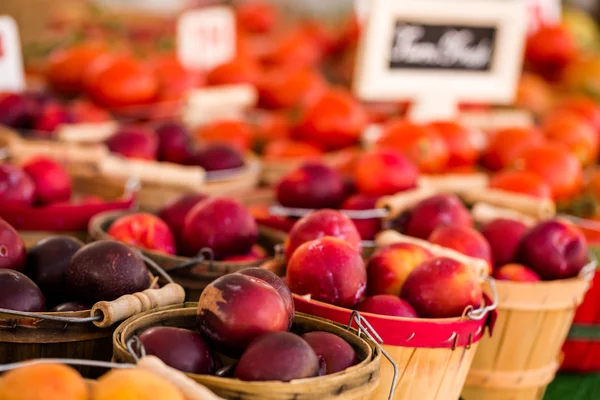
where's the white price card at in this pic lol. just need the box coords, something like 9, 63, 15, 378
0, 16, 25, 93
177, 6, 236, 71
527, 0, 562, 34
353, 0, 528, 122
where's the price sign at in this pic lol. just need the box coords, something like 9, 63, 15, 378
177, 6, 236, 71
0, 16, 25, 92
527, 0, 561, 34
353, 0, 527, 122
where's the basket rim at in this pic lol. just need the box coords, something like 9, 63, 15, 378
113, 304, 381, 387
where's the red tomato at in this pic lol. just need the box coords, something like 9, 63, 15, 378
489, 170, 552, 199
428, 121, 487, 167
258, 68, 327, 110
236, 2, 279, 34
525, 24, 577, 81
294, 88, 367, 151
47, 43, 107, 95
205, 57, 261, 86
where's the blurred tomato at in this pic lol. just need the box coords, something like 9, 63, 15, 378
525, 24, 577, 81
263, 139, 323, 161
263, 27, 324, 68
47, 43, 107, 95
150, 54, 204, 101
428, 121, 487, 167
205, 57, 261, 86
490, 170, 552, 199
236, 1, 278, 34
554, 96, 600, 132
481, 127, 545, 171
377, 119, 449, 173
252, 111, 291, 142
294, 88, 367, 151
515, 72, 554, 116
542, 110, 599, 166
196, 120, 253, 151
258, 67, 327, 110
84, 55, 159, 110
516, 143, 583, 200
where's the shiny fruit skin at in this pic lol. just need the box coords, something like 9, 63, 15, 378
0, 269, 46, 312
0, 219, 27, 271
302, 331, 358, 375
356, 295, 418, 318
354, 149, 418, 196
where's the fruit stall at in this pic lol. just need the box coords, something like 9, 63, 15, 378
1, 0, 600, 399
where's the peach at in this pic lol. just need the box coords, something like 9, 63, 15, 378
23, 157, 72, 206
105, 126, 159, 160
186, 143, 245, 172
400, 257, 482, 318
287, 237, 366, 308
0, 270, 46, 312
108, 213, 177, 255
223, 245, 268, 263
197, 270, 291, 357
276, 163, 345, 209
0, 219, 26, 271
235, 332, 320, 381
342, 194, 382, 240
93, 369, 183, 400
139, 327, 215, 374
354, 149, 418, 196
285, 209, 361, 261
517, 219, 589, 280
481, 219, 529, 268
66, 240, 150, 303
0, 363, 87, 400
356, 295, 418, 318
183, 197, 258, 259
495, 263, 541, 282
428, 225, 493, 272
302, 331, 358, 375
366, 243, 433, 296
25, 236, 84, 302
0, 164, 36, 206
158, 193, 208, 243
404, 194, 473, 239
155, 121, 194, 164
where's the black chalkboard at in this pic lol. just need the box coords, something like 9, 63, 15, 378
389, 21, 497, 71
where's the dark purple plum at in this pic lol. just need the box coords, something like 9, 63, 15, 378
0, 270, 46, 312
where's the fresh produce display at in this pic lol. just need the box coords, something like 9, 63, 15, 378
3, 0, 600, 398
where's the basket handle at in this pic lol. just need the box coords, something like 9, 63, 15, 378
467, 277, 498, 321
471, 202, 537, 227
268, 205, 390, 220
91, 283, 186, 328
0, 356, 224, 400
168, 248, 216, 273
376, 188, 437, 220
347, 311, 398, 400
461, 189, 556, 220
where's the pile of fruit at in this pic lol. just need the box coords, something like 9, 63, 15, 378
0, 218, 152, 312
107, 195, 267, 262
130, 268, 362, 382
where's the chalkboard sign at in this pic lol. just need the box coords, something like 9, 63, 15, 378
389, 22, 497, 72
353, 0, 527, 122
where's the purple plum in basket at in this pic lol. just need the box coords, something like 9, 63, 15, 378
186, 143, 245, 172
0, 269, 46, 312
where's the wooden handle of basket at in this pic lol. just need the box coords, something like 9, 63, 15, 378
101, 156, 205, 190
11, 140, 108, 168
375, 230, 489, 280
137, 356, 224, 400
56, 121, 118, 144
418, 173, 489, 194
91, 283, 185, 328
461, 189, 556, 220
471, 203, 537, 227
376, 188, 437, 220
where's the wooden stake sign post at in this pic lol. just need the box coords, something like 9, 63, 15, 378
0, 16, 25, 92
353, 0, 528, 122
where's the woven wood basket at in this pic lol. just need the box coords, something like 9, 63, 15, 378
112, 304, 382, 400
462, 260, 596, 400
88, 210, 285, 302
0, 261, 185, 378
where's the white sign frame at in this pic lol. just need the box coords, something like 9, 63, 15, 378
0, 16, 25, 93
353, 0, 527, 121
177, 6, 236, 71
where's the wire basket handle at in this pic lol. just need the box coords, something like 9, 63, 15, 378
169, 248, 216, 273
467, 277, 498, 321
347, 311, 398, 400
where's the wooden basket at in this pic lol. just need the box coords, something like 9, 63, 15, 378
462, 260, 596, 400
112, 305, 382, 400
0, 260, 185, 378
88, 210, 285, 302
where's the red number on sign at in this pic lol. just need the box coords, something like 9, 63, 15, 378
199, 24, 221, 47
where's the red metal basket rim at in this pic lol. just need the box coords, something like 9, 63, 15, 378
293, 294, 492, 349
